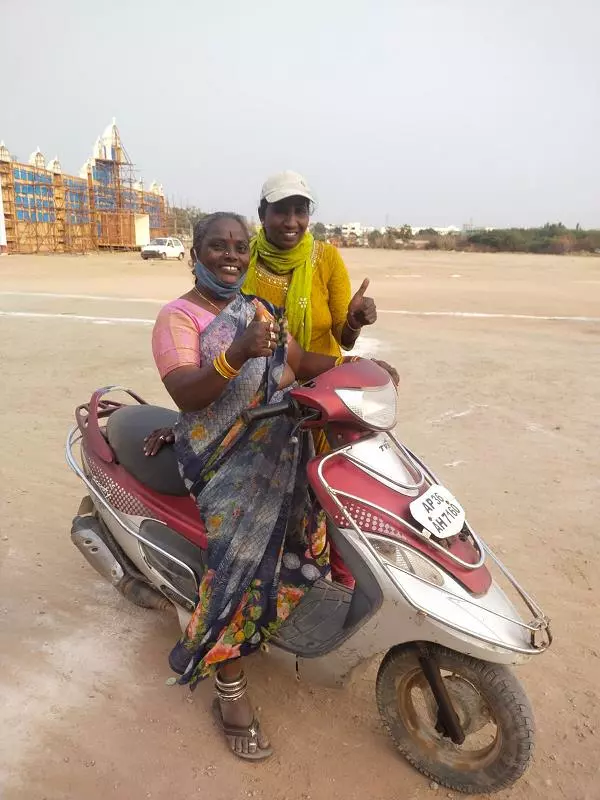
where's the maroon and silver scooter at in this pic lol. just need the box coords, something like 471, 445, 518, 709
66, 359, 551, 794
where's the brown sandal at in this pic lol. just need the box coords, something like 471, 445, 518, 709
212, 699, 273, 761
213, 672, 273, 761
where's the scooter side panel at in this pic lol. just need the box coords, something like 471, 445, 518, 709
301, 527, 531, 686
84, 447, 207, 549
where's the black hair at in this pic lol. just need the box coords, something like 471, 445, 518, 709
190, 212, 250, 264
258, 199, 269, 222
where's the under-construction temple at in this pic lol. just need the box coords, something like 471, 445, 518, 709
0, 120, 170, 254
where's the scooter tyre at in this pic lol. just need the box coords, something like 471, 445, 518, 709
376, 643, 535, 794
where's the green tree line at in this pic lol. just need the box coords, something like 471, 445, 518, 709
172, 209, 600, 255
455, 223, 600, 254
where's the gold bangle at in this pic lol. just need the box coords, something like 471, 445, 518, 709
217, 353, 239, 379
215, 357, 236, 379
213, 351, 240, 380
219, 351, 240, 377
334, 356, 345, 367
213, 357, 231, 380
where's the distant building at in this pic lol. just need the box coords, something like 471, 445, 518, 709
46, 156, 62, 174
0, 173, 6, 254
0, 119, 170, 254
341, 222, 364, 238
28, 147, 46, 170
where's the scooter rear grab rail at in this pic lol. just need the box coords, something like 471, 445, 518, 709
75, 385, 148, 464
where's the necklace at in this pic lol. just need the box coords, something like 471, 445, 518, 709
193, 285, 223, 314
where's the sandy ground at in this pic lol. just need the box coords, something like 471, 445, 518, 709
0, 249, 599, 800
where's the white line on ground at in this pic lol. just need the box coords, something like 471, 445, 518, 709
1, 295, 599, 324
0, 291, 165, 304
379, 310, 600, 323
0, 311, 154, 325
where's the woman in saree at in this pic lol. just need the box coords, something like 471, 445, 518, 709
151, 212, 398, 761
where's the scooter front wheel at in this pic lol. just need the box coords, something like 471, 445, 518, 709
376, 643, 535, 794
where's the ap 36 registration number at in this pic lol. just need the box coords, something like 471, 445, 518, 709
409, 484, 466, 539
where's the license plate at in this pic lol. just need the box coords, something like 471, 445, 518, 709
409, 484, 466, 539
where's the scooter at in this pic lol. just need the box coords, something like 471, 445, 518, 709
66, 359, 551, 794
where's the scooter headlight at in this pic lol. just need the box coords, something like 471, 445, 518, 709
368, 536, 445, 587
335, 382, 397, 430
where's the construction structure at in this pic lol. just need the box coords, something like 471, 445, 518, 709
0, 120, 170, 254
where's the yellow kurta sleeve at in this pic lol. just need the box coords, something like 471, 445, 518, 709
324, 244, 351, 346
308, 242, 352, 357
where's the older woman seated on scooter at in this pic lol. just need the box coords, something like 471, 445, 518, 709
150, 211, 398, 761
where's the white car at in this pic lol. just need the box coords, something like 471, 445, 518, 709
141, 237, 186, 261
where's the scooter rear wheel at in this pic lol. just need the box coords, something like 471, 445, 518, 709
376, 643, 535, 794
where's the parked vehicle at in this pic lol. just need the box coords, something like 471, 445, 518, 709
141, 237, 185, 260
65, 360, 551, 794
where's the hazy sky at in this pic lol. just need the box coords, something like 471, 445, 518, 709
3, 0, 599, 228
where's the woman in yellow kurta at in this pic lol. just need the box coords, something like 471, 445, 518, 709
244, 171, 379, 586
244, 170, 377, 356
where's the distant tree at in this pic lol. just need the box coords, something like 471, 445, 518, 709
383, 228, 400, 249
172, 206, 207, 236
459, 222, 600, 255
172, 206, 191, 235
398, 224, 413, 241
312, 222, 327, 241
333, 226, 342, 235
540, 222, 567, 238
368, 230, 383, 248
186, 207, 208, 230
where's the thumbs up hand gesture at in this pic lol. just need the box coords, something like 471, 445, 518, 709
347, 277, 377, 330
229, 303, 280, 363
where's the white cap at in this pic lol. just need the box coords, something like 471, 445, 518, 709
260, 170, 315, 205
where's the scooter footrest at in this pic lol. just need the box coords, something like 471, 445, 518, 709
273, 578, 352, 656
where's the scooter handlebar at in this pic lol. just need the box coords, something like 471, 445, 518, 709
241, 398, 295, 424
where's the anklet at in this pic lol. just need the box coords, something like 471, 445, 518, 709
215, 672, 248, 702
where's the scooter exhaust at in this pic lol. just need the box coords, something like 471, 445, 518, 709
71, 514, 124, 585
71, 514, 171, 611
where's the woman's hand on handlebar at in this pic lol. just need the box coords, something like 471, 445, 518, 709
227, 306, 281, 366
143, 427, 174, 456
372, 359, 400, 387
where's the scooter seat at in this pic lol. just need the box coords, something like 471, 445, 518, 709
106, 405, 188, 496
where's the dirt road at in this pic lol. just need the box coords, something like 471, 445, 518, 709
1, 250, 598, 800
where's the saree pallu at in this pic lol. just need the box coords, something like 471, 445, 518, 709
169, 294, 328, 687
